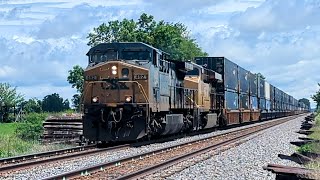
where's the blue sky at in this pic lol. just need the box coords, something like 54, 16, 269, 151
0, 0, 319, 107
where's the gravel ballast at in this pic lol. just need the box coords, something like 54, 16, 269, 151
147, 115, 305, 180
1, 115, 305, 180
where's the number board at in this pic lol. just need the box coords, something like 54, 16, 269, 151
85, 75, 98, 81
134, 74, 148, 80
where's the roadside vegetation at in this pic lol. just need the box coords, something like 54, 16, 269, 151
294, 84, 320, 178
0, 83, 74, 158
297, 114, 320, 154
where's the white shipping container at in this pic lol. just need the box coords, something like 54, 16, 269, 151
264, 82, 271, 100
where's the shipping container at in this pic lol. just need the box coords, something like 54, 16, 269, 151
270, 100, 275, 110
225, 91, 239, 110
250, 96, 258, 110
270, 84, 275, 102
195, 57, 238, 92
264, 82, 271, 100
266, 100, 271, 111
240, 94, 249, 109
274, 87, 281, 102
249, 72, 258, 96
238, 66, 249, 94
258, 76, 265, 98
259, 98, 266, 110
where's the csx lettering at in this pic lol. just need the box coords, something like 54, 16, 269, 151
101, 79, 129, 90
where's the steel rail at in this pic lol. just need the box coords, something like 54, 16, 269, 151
0, 144, 96, 166
0, 144, 130, 173
45, 115, 303, 180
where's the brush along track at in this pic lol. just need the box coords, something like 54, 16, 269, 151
46, 115, 301, 180
0, 144, 130, 174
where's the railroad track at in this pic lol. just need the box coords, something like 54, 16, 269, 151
0, 144, 130, 174
45, 115, 302, 180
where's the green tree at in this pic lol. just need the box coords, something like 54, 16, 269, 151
0, 83, 24, 106
312, 83, 320, 110
256, 73, 266, 80
71, 94, 81, 110
42, 93, 69, 112
298, 98, 310, 110
67, 65, 84, 93
22, 98, 42, 113
67, 65, 84, 110
0, 83, 24, 122
87, 13, 207, 61
63, 99, 70, 110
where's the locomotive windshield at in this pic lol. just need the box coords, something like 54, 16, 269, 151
89, 50, 118, 63
88, 50, 150, 64
122, 50, 150, 60
186, 68, 200, 76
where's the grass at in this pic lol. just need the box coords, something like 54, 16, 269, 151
297, 113, 320, 154
0, 123, 18, 136
0, 114, 74, 158
309, 114, 320, 141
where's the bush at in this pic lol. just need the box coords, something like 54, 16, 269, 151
0, 135, 32, 158
16, 113, 47, 141
298, 144, 312, 153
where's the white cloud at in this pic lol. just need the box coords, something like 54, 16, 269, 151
230, 0, 320, 33
0, 0, 319, 109
18, 84, 77, 102
0, 65, 16, 78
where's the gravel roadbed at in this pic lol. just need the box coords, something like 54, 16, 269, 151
1, 116, 304, 180
145, 115, 305, 180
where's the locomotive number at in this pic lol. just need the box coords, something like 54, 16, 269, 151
85, 75, 98, 81
134, 74, 147, 80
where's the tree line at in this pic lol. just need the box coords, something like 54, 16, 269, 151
0, 83, 70, 122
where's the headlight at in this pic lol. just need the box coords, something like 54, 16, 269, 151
111, 65, 117, 75
121, 68, 129, 78
125, 96, 132, 102
92, 96, 99, 103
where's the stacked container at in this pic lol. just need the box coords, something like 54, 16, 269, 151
238, 66, 250, 122
248, 72, 259, 121
257, 76, 266, 119
264, 82, 271, 119
195, 57, 240, 125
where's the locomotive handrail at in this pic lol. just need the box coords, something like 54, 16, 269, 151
118, 80, 149, 103
186, 95, 199, 108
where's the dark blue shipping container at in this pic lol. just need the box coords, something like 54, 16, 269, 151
270, 84, 275, 102
225, 91, 239, 110
274, 87, 281, 102
259, 98, 266, 110
238, 66, 249, 94
258, 76, 265, 98
249, 72, 258, 96
250, 96, 258, 110
195, 57, 238, 92
240, 94, 249, 109
266, 100, 271, 111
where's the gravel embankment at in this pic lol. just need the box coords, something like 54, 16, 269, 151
146, 115, 305, 180
1, 116, 304, 180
